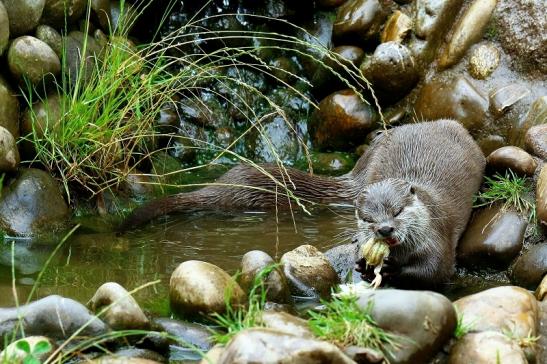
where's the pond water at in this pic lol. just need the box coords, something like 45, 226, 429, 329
0, 207, 510, 314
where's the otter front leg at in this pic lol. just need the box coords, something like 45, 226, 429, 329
395, 253, 454, 288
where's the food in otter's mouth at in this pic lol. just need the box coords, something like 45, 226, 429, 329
360, 237, 390, 288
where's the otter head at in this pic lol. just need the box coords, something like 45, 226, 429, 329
354, 178, 430, 250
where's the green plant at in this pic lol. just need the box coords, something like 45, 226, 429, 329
308, 295, 400, 355
16, 339, 52, 364
453, 308, 474, 339
474, 170, 536, 222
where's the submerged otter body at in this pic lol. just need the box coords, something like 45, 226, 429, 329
121, 119, 485, 288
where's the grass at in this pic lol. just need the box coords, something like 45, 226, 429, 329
453, 308, 474, 339
474, 170, 536, 222
307, 295, 400, 355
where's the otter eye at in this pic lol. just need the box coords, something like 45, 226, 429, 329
394, 207, 403, 217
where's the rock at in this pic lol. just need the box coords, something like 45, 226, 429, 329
21, 93, 63, 139
489, 84, 530, 116
280, 245, 339, 298
0, 1, 8, 55
169, 260, 245, 318
0, 295, 107, 339
309, 89, 377, 151
486, 146, 537, 176
3, 0, 45, 36
252, 116, 301, 163
7, 36, 61, 85
509, 96, 547, 149
239, 250, 291, 304
333, 0, 387, 42
447, 331, 527, 364
496, 0, 547, 72
454, 286, 538, 345
525, 124, 547, 160
298, 12, 334, 77
414, 76, 488, 131
458, 205, 527, 268
438, 0, 497, 69
88, 358, 162, 364
0, 126, 20, 172
258, 311, 314, 338
62, 35, 96, 88
200, 345, 225, 364
91, 0, 111, 31
468, 43, 500, 79
217, 328, 355, 364
414, 0, 463, 40
356, 288, 456, 364
151, 318, 214, 351
477, 134, 506, 156
324, 243, 360, 283
0, 75, 20, 138
295, 152, 356, 176
512, 243, 547, 289
100, 0, 138, 34
538, 166, 547, 226
361, 42, 419, 101
88, 282, 150, 330
343, 346, 384, 363
0, 168, 70, 236
317, 0, 346, 7
0, 336, 54, 363
35, 25, 63, 57
311, 45, 365, 95
107, 348, 166, 363
535, 274, 547, 301
381, 10, 412, 43
41, 0, 86, 27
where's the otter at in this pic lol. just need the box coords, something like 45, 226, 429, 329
120, 119, 485, 288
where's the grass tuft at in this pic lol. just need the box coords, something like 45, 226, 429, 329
453, 308, 474, 339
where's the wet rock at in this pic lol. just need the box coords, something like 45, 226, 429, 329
509, 96, 547, 149
36, 25, 63, 57
538, 166, 547, 226
525, 124, 547, 160
447, 331, 527, 364
496, 0, 547, 72
361, 42, 419, 101
489, 84, 530, 116
169, 260, 245, 318
344, 346, 384, 363
0, 1, 8, 55
21, 93, 63, 138
317, 0, 346, 7
105, 1, 138, 34
414, 0, 463, 39
89, 358, 162, 364
0, 75, 20, 139
297, 12, 334, 77
333, 0, 387, 42
311, 45, 365, 94
438, 0, 497, 69
458, 204, 527, 268
122, 171, 154, 198
239, 250, 291, 304
7, 36, 61, 85
0, 168, 70, 236
381, 10, 412, 43
41, 0, 86, 27
259, 311, 313, 338
0, 126, 20, 172
252, 116, 301, 163
217, 328, 355, 364
91, 0, 111, 32
454, 286, 538, 344
0, 336, 54, 363
356, 288, 456, 364
332, 45, 366, 67
108, 348, 166, 363
0, 295, 107, 339
151, 318, 214, 351
324, 243, 360, 283
486, 146, 537, 176
477, 134, 505, 156
535, 274, 547, 301
512, 243, 547, 289
295, 152, 356, 176
414, 76, 488, 130
309, 89, 377, 151
468, 43, 500, 79
88, 282, 150, 330
269, 57, 299, 85
3, 0, 45, 36
280, 245, 339, 298
69, 30, 103, 56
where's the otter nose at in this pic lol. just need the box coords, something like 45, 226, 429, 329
377, 225, 394, 237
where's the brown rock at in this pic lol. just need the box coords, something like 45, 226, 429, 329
468, 43, 500, 79
0, 126, 20, 172
538, 166, 547, 226
258, 311, 314, 338
525, 124, 547, 160
333, 0, 387, 42
477, 134, 506, 156
486, 146, 537, 176
7, 36, 61, 85
447, 331, 527, 364
0, 76, 19, 138
489, 84, 531, 116
0, 2, 8, 55
512, 243, 547, 289
381, 10, 412, 43
3, 0, 45, 36
414, 0, 463, 40
509, 96, 547, 149
535, 274, 547, 301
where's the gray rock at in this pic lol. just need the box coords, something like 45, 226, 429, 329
239, 250, 291, 304
458, 204, 527, 268
7, 36, 61, 85
309, 89, 378, 151
0, 126, 20, 172
35, 25, 63, 57
252, 116, 302, 163
447, 331, 527, 364
151, 317, 214, 352
537, 166, 546, 226
280, 245, 339, 299
21, 93, 63, 139
3, 0, 45, 36
509, 96, 547, 149
88, 282, 150, 330
486, 146, 537, 176
512, 243, 547, 289
107, 348, 166, 363
477, 134, 506, 156
0, 295, 107, 339
361, 42, 418, 101
496, 0, 547, 73
258, 311, 314, 338
415, 0, 463, 39
0, 75, 20, 138
62, 35, 96, 88
41, 0, 86, 27
414, 76, 488, 131
0, 1, 8, 55
324, 243, 361, 283
0, 168, 70, 236
489, 84, 531, 118
169, 260, 245, 318
468, 43, 500, 79
88, 357, 162, 364
356, 288, 456, 364
217, 328, 355, 364
525, 124, 547, 161
333, 0, 387, 42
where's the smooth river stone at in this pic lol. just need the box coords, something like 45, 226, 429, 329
525, 124, 547, 161
0, 76, 19, 138
3, 0, 45, 36
7, 36, 61, 85
381, 10, 412, 43
0, 126, 20, 172
537, 166, 547, 226
414, 0, 463, 39
468, 43, 500, 79
486, 146, 537, 176
512, 243, 547, 289
0, 1, 8, 55
333, 0, 387, 42
447, 331, 527, 364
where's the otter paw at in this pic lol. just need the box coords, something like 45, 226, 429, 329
380, 257, 401, 277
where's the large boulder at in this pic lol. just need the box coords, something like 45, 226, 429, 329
2, 0, 45, 36
7, 36, 61, 85
0, 168, 70, 236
